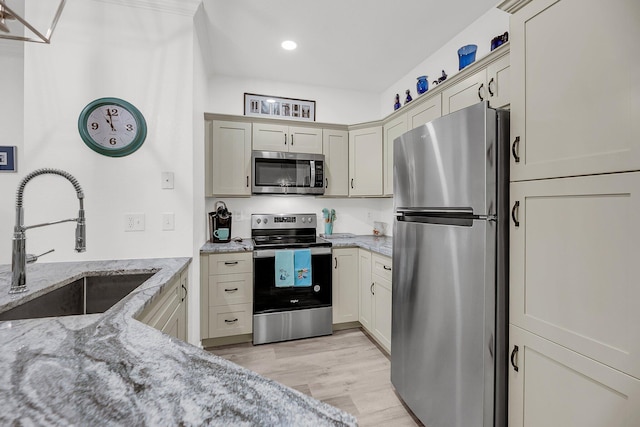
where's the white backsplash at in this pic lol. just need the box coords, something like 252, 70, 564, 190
205, 196, 394, 240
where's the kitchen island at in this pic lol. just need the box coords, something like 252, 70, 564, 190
0, 258, 357, 426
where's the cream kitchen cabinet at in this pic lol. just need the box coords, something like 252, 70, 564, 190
205, 120, 251, 197
383, 113, 407, 196
358, 249, 373, 331
200, 252, 253, 340
322, 128, 349, 197
332, 248, 359, 324
405, 93, 442, 130
359, 250, 392, 353
509, 325, 640, 427
252, 123, 323, 154
348, 125, 383, 196
137, 270, 189, 342
509, 0, 640, 181
510, 172, 640, 378
441, 49, 510, 115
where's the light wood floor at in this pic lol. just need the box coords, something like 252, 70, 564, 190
208, 328, 423, 426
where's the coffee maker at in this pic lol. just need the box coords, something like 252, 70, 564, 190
209, 201, 232, 243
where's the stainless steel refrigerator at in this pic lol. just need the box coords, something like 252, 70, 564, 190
391, 102, 509, 427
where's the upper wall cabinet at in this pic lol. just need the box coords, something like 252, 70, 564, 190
206, 120, 251, 197
406, 93, 442, 131
252, 123, 323, 154
349, 126, 383, 196
510, 0, 640, 181
322, 128, 349, 197
442, 50, 510, 115
383, 113, 408, 196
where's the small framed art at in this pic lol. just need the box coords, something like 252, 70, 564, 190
244, 93, 316, 122
0, 146, 17, 172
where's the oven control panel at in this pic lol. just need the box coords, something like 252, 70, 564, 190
251, 213, 317, 229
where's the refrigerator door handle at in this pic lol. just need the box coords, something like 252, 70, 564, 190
396, 207, 478, 227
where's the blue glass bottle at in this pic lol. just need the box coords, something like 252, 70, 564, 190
394, 94, 401, 110
405, 90, 413, 104
416, 76, 428, 94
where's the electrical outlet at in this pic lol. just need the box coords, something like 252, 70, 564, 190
124, 213, 145, 231
162, 212, 175, 231
161, 172, 174, 189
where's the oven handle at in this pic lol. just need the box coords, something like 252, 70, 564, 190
253, 247, 332, 258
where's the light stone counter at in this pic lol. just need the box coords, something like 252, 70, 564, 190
200, 235, 392, 258
0, 258, 357, 426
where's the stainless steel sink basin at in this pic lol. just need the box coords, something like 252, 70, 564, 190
0, 272, 155, 321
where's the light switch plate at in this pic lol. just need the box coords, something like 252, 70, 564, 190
161, 172, 174, 189
162, 212, 175, 231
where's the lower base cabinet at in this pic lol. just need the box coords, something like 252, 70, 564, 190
509, 325, 640, 427
137, 270, 189, 342
200, 252, 253, 340
332, 248, 359, 324
359, 250, 392, 353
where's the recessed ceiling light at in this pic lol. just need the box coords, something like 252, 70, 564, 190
281, 40, 297, 50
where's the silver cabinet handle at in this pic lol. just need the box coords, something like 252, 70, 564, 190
510, 345, 519, 372
512, 136, 521, 163
511, 201, 520, 227
383, 265, 391, 271
370, 283, 375, 295
225, 318, 239, 324
224, 288, 239, 292
478, 83, 484, 101
224, 261, 239, 266
488, 78, 495, 96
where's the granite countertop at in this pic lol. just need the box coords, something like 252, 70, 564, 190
201, 235, 393, 258
0, 258, 357, 426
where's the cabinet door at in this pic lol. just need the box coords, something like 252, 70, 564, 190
383, 114, 407, 196
289, 126, 323, 154
332, 248, 359, 324
322, 129, 349, 196
252, 122, 288, 151
349, 126, 383, 196
358, 249, 373, 331
406, 93, 442, 130
510, 0, 640, 181
372, 275, 392, 353
441, 69, 487, 115
510, 172, 640, 378
208, 120, 251, 196
162, 298, 187, 341
509, 325, 640, 427
486, 53, 510, 109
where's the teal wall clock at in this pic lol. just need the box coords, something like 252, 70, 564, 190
78, 97, 147, 157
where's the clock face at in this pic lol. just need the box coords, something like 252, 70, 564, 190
78, 98, 147, 157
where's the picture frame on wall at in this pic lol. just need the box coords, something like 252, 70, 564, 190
244, 93, 316, 122
0, 146, 17, 172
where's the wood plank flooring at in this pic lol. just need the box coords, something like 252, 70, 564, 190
207, 328, 423, 426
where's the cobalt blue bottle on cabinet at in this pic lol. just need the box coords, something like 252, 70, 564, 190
416, 76, 428, 94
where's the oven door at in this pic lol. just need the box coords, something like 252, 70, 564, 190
253, 247, 332, 314
252, 151, 325, 195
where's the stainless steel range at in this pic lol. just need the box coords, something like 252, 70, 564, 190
252, 213, 333, 345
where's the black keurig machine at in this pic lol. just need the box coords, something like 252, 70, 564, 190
209, 201, 232, 243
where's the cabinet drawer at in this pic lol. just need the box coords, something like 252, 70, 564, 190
209, 303, 253, 338
208, 273, 253, 306
208, 252, 252, 275
371, 253, 392, 282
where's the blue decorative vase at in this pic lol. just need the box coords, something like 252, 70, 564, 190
324, 222, 333, 235
458, 44, 477, 70
393, 94, 401, 110
416, 76, 428, 94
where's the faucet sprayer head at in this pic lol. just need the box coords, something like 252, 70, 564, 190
75, 209, 86, 252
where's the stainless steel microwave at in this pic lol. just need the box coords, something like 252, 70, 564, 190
251, 151, 325, 195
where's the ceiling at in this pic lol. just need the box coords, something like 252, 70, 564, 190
200, 0, 500, 93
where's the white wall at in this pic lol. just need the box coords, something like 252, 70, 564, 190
0, 0, 196, 265
380, 8, 509, 116
206, 75, 381, 125
205, 197, 394, 239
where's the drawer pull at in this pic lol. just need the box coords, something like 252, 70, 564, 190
371, 283, 375, 295
510, 345, 519, 372
383, 265, 391, 271
225, 318, 239, 324
224, 288, 239, 293
511, 201, 520, 227
334, 257, 338, 269
224, 261, 239, 266
325, 178, 328, 189
181, 284, 187, 302
512, 136, 520, 163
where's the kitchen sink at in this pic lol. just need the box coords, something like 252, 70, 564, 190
0, 272, 155, 321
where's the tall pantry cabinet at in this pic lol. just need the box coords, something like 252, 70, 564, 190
506, 0, 640, 425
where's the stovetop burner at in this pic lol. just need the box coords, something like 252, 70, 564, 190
251, 213, 332, 250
